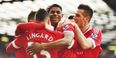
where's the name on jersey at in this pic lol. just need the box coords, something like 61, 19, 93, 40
26, 33, 54, 41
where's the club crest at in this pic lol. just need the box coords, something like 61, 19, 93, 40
63, 24, 69, 31
91, 33, 97, 39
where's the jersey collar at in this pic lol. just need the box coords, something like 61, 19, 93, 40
84, 26, 92, 34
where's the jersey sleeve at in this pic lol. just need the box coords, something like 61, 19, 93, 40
6, 37, 24, 53
63, 24, 75, 49
63, 24, 75, 32
53, 31, 64, 40
88, 29, 102, 48
9, 36, 26, 49
6, 41, 17, 53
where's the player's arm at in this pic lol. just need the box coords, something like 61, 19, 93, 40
74, 24, 94, 49
42, 31, 74, 49
6, 38, 21, 53
6, 23, 27, 53
6, 41, 16, 53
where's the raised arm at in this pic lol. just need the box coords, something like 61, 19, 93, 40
74, 25, 93, 49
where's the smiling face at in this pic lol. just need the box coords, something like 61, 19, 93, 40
49, 7, 63, 26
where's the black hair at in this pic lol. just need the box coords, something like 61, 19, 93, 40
28, 11, 36, 21
47, 4, 62, 13
68, 15, 74, 19
35, 8, 49, 22
78, 4, 93, 19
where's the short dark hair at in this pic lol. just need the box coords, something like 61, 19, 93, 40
28, 11, 36, 21
68, 15, 74, 19
35, 8, 49, 22
78, 4, 93, 19
47, 4, 62, 13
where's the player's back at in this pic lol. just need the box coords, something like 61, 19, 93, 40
10, 23, 45, 58
25, 27, 64, 58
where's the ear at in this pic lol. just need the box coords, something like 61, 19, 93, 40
85, 16, 90, 22
46, 16, 51, 24
61, 14, 64, 17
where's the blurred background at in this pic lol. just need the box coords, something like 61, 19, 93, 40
0, 0, 116, 58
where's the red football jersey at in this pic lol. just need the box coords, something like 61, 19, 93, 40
57, 24, 102, 58
26, 28, 64, 58
62, 26, 102, 58
76, 27, 102, 58
9, 22, 64, 58
7, 23, 45, 58
6, 23, 46, 58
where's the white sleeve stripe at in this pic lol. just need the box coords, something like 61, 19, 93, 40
68, 39, 74, 49
63, 31, 74, 38
87, 38, 96, 49
11, 41, 20, 49
28, 42, 34, 46
63, 31, 74, 49
63, 31, 74, 35
15, 35, 21, 38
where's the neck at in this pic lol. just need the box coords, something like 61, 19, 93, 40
81, 25, 90, 33
36, 20, 49, 25
51, 23, 58, 30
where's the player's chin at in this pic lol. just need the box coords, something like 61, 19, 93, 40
51, 20, 59, 23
